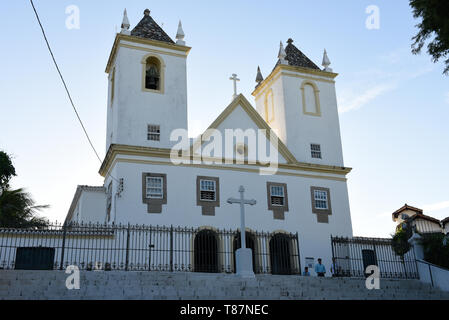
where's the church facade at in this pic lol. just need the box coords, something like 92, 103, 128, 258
65, 9, 353, 272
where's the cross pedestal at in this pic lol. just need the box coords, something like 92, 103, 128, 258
227, 186, 256, 278
235, 248, 255, 278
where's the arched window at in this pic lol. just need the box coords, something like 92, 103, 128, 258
301, 81, 321, 116
145, 57, 161, 90
142, 55, 164, 93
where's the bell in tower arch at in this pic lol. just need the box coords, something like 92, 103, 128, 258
145, 63, 160, 90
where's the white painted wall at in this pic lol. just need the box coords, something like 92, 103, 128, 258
193, 103, 287, 164
101, 157, 354, 273
75, 190, 106, 224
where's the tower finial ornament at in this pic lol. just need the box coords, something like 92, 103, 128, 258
120, 9, 131, 35
278, 41, 287, 65
144, 9, 150, 16
255, 66, 264, 85
176, 20, 186, 45
322, 49, 333, 72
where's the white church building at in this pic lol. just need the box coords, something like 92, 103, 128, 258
65, 9, 353, 274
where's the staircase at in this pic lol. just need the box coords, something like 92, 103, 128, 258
1, 270, 448, 300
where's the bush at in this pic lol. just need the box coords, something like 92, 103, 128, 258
392, 228, 411, 257
420, 233, 449, 269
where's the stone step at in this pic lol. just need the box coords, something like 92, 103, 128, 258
2, 270, 448, 300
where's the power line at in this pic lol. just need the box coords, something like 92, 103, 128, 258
29, 0, 102, 164
29, 0, 120, 185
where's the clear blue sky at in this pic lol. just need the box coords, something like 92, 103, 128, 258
1, 1, 448, 237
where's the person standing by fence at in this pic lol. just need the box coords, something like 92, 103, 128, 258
330, 257, 340, 277
314, 258, 326, 277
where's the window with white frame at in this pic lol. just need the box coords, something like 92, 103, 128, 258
146, 176, 164, 199
200, 179, 216, 201
311, 144, 322, 159
314, 190, 328, 209
270, 185, 285, 206
147, 124, 160, 141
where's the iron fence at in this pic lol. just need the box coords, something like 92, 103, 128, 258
331, 236, 419, 279
0, 222, 301, 275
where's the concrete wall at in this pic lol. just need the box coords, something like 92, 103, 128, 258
416, 260, 449, 292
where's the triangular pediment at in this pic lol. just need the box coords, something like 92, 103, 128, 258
191, 94, 297, 165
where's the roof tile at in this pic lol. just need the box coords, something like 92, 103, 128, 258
131, 13, 174, 44
276, 39, 320, 70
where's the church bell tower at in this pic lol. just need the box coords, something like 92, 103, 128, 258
252, 39, 345, 167
105, 9, 190, 152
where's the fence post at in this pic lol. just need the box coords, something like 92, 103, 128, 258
59, 222, 67, 270
295, 232, 301, 275
170, 225, 174, 272
125, 223, 130, 271
428, 264, 434, 287
330, 235, 335, 276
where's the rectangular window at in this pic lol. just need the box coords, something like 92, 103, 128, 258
314, 190, 328, 209
270, 185, 285, 206
199, 179, 216, 201
147, 125, 160, 141
311, 144, 322, 159
146, 176, 163, 199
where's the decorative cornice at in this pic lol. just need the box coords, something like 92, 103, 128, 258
105, 33, 191, 74
252, 64, 338, 98
99, 144, 352, 179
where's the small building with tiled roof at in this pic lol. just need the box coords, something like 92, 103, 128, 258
392, 204, 423, 221
442, 217, 449, 235
392, 204, 443, 234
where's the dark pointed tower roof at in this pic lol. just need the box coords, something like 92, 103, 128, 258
131, 9, 175, 44
276, 38, 320, 70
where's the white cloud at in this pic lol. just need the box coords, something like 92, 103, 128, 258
339, 83, 396, 113
422, 201, 449, 213
338, 48, 434, 114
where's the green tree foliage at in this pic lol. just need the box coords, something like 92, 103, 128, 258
0, 151, 16, 189
0, 188, 49, 228
420, 233, 449, 269
410, 0, 449, 75
392, 228, 411, 257
0, 151, 49, 228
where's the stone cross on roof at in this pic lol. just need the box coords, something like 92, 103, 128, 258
229, 73, 240, 100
